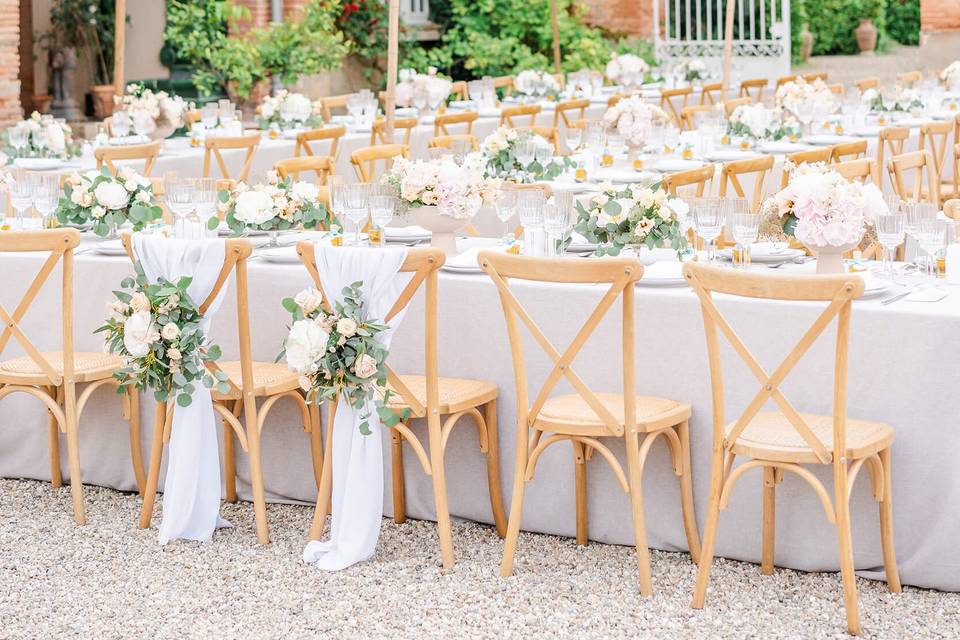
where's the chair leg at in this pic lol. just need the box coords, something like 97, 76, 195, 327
126, 389, 145, 495
47, 386, 63, 488
572, 439, 589, 546
692, 448, 726, 609
308, 403, 323, 491
428, 414, 455, 569
223, 417, 237, 503
139, 402, 166, 530
625, 430, 653, 596
499, 444, 528, 578
836, 483, 862, 636
483, 399, 507, 538
62, 382, 85, 526
244, 398, 270, 545
390, 429, 407, 524
762, 466, 776, 575
308, 400, 336, 540
676, 420, 701, 564
878, 448, 902, 593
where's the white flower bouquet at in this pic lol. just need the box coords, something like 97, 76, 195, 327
383, 152, 501, 219
940, 61, 960, 90
215, 171, 332, 235
395, 67, 452, 111
115, 83, 192, 137
1, 111, 81, 161
280, 284, 409, 435
675, 59, 707, 82
97, 262, 227, 407
480, 126, 574, 181
513, 70, 560, 99
776, 77, 836, 121
861, 87, 925, 113
56, 167, 163, 237
256, 90, 322, 130
605, 53, 650, 87
602, 96, 669, 148
573, 182, 690, 256
760, 162, 884, 247
727, 104, 799, 141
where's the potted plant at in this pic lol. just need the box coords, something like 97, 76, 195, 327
853, 0, 884, 54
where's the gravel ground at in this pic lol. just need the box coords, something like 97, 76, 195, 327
1, 479, 957, 640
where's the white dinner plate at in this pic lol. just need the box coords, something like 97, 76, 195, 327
803, 134, 861, 146
718, 244, 805, 264
440, 264, 484, 274
858, 277, 894, 300
478, 108, 501, 118
636, 262, 687, 287
703, 149, 761, 162
648, 158, 704, 172
446, 100, 474, 110
567, 242, 598, 253
758, 140, 811, 154
93, 240, 127, 256
542, 180, 601, 194
384, 226, 432, 243
852, 125, 883, 137
258, 247, 301, 264
592, 168, 659, 184
13, 157, 64, 170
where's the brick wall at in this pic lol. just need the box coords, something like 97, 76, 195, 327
921, 0, 960, 31
0, 0, 20, 126
231, 0, 271, 35
580, 0, 655, 37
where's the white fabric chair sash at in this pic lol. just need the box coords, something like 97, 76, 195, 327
132, 234, 230, 544
303, 245, 411, 570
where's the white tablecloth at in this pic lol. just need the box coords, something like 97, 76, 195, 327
1, 249, 958, 592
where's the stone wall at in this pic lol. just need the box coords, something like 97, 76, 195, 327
0, 0, 20, 125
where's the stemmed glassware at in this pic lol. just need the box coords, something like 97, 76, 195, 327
517, 189, 545, 256
691, 197, 725, 263
8, 123, 27, 155
32, 174, 60, 229
514, 139, 536, 182
164, 171, 194, 239
192, 177, 218, 236
368, 184, 396, 247
111, 111, 132, 139
544, 191, 574, 256
563, 125, 582, 154
341, 183, 371, 247
730, 212, 760, 268
494, 186, 518, 246
201, 104, 219, 129
327, 175, 345, 239
9, 167, 33, 229
875, 213, 905, 279
903, 202, 936, 272
918, 218, 946, 279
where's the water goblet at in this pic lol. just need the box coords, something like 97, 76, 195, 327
31, 173, 60, 229
494, 187, 518, 246
9, 167, 33, 229
368, 184, 396, 247
342, 183, 371, 246
164, 171, 194, 238
111, 111, 131, 139
517, 189, 545, 255
918, 218, 946, 279
514, 139, 536, 182
875, 213, 905, 279
730, 212, 760, 268
544, 191, 574, 256
692, 197, 725, 263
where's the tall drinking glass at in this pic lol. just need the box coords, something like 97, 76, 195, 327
517, 189, 545, 256
9, 167, 33, 229
368, 184, 395, 247
692, 197, 725, 263
342, 183, 370, 246
875, 213, 905, 279
544, 191, 574, 256
164, 171, 194, 238
730, 212, 760, 268
495, 187, 518, 245
32, 173, 59, 229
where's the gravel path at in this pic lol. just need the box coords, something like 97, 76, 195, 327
1, 479, 957, 640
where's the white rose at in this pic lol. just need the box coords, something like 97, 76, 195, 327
130, 291, 150, 313
336, 317, 358, 338
233, 190, 276, 225
294, 288, 323, 315
70, 188, 87, 206
135, 190, 151, 203
94, 181, 130, 210
291, 181, 319, 202
91, 206, 106, 219
161, 322, 180, 341
284, 319, 329, 375
298, 375, 312, 392
166, 347, 181, 361
123, 311, 156, 358
353, 353, 378, 379
44, 124, 66, 153
131, 110, 157, 135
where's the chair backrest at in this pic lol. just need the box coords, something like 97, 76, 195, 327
95, 140, 163, 176
683, 261, 864, 466
920, 120, 953, 182
296, 243, 445, 420
427, 134, 479, 151
723, 97, 751, 118
320, 94, 351, 121
700, 82, 723, 105
877, 126, 910, 192
680, 104, 713, 131
433, 110, 478, 136
493, 75, 515, 96
830, 139, 868, 163
350, 144, 409, 183
203, 134, 261, 182
554, 98, 589, 128
953, 142, 960, 198
274, 155, 335, 184
607, 94, 624, 108
662, 163, 715, 197
516, 125, 559, 153
944, 199, 960, 221
897, 70, 922, 87
854, 77, 880, 92
776, 74, 797, 88
889, 150, 940, 203
449, 81, 468, 102
500, 104, 540, 127
660, 87, 693, 125
827, 83, 844, 95
834, 158, 876, 184
720, 155, 775, 212
803, 72, 828, 82
296, 125, 346, 158
781, 147, 832, 188
739, 78, 768, 101
0, 229, 81, 387
478, 251, 643, 438
370, 116, 418, 146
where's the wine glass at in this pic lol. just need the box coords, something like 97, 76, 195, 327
517, 189, 545, 256
904, 202, 936, 272
730, 212, 760, 268
192, 177, 218, 234
875, 213, 905, 279
32, 173, 59, 229
326, 175, 345, 234
9, 167, 33, 229
918, 218, 946, 279
692, 197, 725, 263
164, 171, 194, 238
111, 111, 131, 139
494, 186, 518, 246
564, 126, 582, 154
341, 183, 370, 246
514, 139, 536, 182
533, 144, 552, 177
368, 184, 395, 247
201, 104, 219, 129
8, 123, 27, 155
544, 191, 574, 256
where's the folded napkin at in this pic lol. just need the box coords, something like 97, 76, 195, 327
445, 245, 507, 270
384, 225, 432, 239
905, 288, 948, 303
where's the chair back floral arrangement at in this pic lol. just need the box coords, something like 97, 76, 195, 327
513, 70, 560, 100
941, 61, 960, 91
603, 97, 669, 149
214, 171, 332, 235
480, 126, 574, 182
675, 59, 707, 82
280, 284, 408, 434
256, 90, 323, 130
727, 103, 799, 141
775, 77, 835, 119
57, 167, 163, 237
861, 87, 924, 114
395, 67, 452, 112
115, 83, 192, 137
605, 53, 649, 87
573, 182, 690, 256
384, 152, 501, 219
97, 261, 227, 407
759, 162, 884, 247
1, 112, 81, 162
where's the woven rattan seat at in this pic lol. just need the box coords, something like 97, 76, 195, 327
388, 375, 497, 414
538, 393, 691, 435
0, 351, 122, 385
212, 361, 302, 399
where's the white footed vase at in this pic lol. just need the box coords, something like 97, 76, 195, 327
805, 241, 859, 274
409, 205, 468, 256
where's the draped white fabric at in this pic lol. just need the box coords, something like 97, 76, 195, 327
302, 245, 411, 570
132, 234, 230, 544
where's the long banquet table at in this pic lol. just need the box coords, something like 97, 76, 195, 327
1, 247, 958, 592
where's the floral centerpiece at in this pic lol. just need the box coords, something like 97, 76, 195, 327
256, 90, 323, 131
861, 87, 924, 113
675, 59, 707, 83
480, 126, 574, 182
760, 162, 884, 273
573, 182, 690, 257
280, 284, 408, 435
115, 83, 192, 139
214, 171, 332, 244
602, 97, 669, 149
395, 67, 452, 116
775, 77, 835, 132
727, 104, 799, 141
513, 70, 560, 100
941, 61, 960, 92
1, 112, 81, 163
97, 261, 228, 407
605, 53, 650, 88
56, 167, 163, 237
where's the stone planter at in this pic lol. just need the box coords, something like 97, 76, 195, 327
91, 85, 116, 119
800, 24, 814, 62
855, 18, 878, 55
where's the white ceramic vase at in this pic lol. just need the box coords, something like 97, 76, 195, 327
409, 205, 467, 256
805, 241, 859, 274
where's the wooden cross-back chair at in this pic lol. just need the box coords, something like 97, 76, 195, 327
607, 94, 624, 108
827, 82, 845, 95
274, 155, 335, 184
349, 144, 409, 183
854, 77, 880, 92
449, 80, 468, 101
370, 116, 419, 146
889, 150, 941, 204
478, 251, 700, 596
803, 72, 828, 82
122, 234, 317, 545
427, 134, 479, 151
660, 87, 693, 125
720, 155, 775, 212
0, 229, 144, 525
834, 158, 877, 184
897, 70, 922, 87
500, 104, 540, 127
662, 164, 715, 197
944, 198, 960, 221
295, 125, 346, 158
781, 147, 833, 188
951, 143, 960, 202
830, 140, 868, 163
920, 120, 953, 201
433, 110, 478, 136
95, 140, 162, 176
492, 75, 515, 97
739, 78, 768, 101
723, 97, 751, 118
776, 74, 797, 88
680, 104, 713, 131
203, 134, 261, 182
684, 263, 900, 636
320, 94, 351, 121
554, 98, 590, 128
700, 82, 723, 105
297, 244, 506, 569
877, 126, 910, 193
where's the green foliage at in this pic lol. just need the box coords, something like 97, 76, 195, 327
884, 0, 920, 45
790, 0, 809, 63
333, 0, 393, 84
255, 2, 348, 87
44, 0, 118, 85
800, 0, 887, 56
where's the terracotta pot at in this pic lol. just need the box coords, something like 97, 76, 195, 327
800, 24, 814, 62
855, 18, 878, 55
805, 241, 859, 274
408, 205, 466, 256
227, 79, 271, 122
91, 84, 116, 119
32, 94, 53, 114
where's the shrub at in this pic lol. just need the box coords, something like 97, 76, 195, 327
885, 0, 920, 45
802, 0, 887, 56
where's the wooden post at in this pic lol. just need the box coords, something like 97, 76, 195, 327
385, 0, 400, 141
722, 0, 736, 100
113, 0, 126, 96
551, 0, 561, 74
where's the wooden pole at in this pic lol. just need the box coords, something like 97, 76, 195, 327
551, 0, 561, 74
113, 0, 126, 96
722, 0, 736, 101
385, 0, 400, 141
